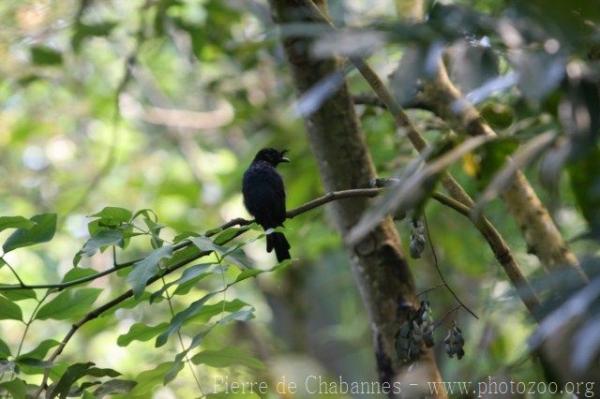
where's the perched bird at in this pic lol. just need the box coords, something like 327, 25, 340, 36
242, 148, 291, 262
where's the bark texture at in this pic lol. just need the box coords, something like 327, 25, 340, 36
269, 1, 445, 396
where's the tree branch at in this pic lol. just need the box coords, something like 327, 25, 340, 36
304, 15, 543, 318
421, 60, 588, 282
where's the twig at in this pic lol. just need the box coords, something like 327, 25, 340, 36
0, 189, 382, 292
433, 305, 462, 330
423, 214, 479, 319
0, 258, 25, 287
15, 290, 51, 358
33, 249, 206, 398
292, 0, 543, 319
416, 283, 445, 297
159, 272, 204, 394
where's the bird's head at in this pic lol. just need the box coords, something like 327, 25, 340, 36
253, 148, 290, 166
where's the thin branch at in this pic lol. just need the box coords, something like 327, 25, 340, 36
15, 290, 51, 358
0, 189, 382, 292
292, 1, 542, 319
33, 249, 205, 398
433, 305, 462, 330
416, 283, 445, 297
1, 258, 25, 287
423, 214, 479, 320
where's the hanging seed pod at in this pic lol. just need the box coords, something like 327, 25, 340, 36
444, 321, 465, 360
409, 218, 426, 258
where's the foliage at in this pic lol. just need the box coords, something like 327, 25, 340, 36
0, 0, 599, 398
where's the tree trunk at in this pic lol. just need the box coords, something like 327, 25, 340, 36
269, 1, 445, 397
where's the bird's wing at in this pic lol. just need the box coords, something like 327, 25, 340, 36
242, 162, 286, 228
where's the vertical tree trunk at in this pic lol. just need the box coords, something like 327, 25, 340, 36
269, 1, 445, 397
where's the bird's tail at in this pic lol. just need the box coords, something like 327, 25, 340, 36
266, 232, 291, 262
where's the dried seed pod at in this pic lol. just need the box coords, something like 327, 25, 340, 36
444, 321, 465, 360
395, 301, 436, 362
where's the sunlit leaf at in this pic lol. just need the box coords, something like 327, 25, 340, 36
1, 288, 37, 302
0, 379, 27, 399
117, 323, 168, 347
188, 299, 250, 324
62, 267, 98, 284
124, 362, 173, 398
90, 207, 132, 226
36, 289, 102, 320
0, 296, 23, 321
0, 216, 34, 233
3, 213, 57, 253
18, 339, 60, 360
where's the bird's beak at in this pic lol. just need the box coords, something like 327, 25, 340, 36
280, 149, 290, 163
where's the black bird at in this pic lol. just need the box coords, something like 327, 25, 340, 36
242, 148, 291, 262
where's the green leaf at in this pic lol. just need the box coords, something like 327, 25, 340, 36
93, 379, 136, 398
62, 267, 98, 283
0, 296, 23, 321
125, 362, 173, 398
72, 21, 118, 51
234, 269, 263, 283
188, 299, 249, 324
216, 309, 255, 326
213, 226, 249, 245
0, 339, 11, 358
234, 259, 292, 283
30, 46, 63, 65
3, 213, 57, 253
75, 229, 123, 265
18, 339, 60, 360
15, 358, 53, 368
155, 292, 217, 347
222, 247, 253, 269
1, 289, 37, 302
0, 216, 34, 233
190, 236, 223, 254
90, 207, 132, 225
0, 379, 28, 399
127, 246, 174, 298
163, 356, 185, 384
191, 347, 264, 370
36, 288, 102, 320
190, 237, 253, 269
86, 367, 120, 378
48, 362, 94, 399
117, 323, 168, 347
151, 263, 215, 301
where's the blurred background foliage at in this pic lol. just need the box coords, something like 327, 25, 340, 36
0, 0, 599, 398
